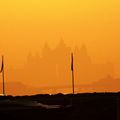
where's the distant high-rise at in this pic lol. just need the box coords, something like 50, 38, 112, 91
74, 44, 92, 84
79, 44, 91, 66
42, 43, 51, 58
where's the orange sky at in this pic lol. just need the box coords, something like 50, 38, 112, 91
0, 0, 120, 88
0, 0, 120, 66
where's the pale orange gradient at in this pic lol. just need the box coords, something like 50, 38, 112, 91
0, 0, 120, 95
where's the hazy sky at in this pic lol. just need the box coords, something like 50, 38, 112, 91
0, 0, 120, 95
0, 0, 120, 68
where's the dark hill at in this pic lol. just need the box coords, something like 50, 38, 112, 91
0, 93, 119, 120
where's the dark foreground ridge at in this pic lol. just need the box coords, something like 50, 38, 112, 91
0, 92, 119, 120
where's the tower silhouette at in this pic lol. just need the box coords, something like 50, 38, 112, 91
79, 44, 91, 66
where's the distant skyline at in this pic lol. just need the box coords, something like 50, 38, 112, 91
0, 39, 120, 94
1, 39, 119, 76
2, 41, 114, 89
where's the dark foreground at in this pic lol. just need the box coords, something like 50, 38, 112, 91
0, 93, 120, 120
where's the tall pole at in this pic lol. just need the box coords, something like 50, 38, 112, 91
71, 53, 75, 94
2, 56, 5, 96
72, 67, 75, 94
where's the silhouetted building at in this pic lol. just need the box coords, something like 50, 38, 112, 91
5, 40, 115, 94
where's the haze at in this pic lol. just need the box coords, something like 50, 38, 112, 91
0, 0, 120, 95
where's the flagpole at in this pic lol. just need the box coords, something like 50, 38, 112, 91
2, 56, 5, 96
71, 53, 75, 95
72, 67, 75, 95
